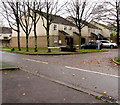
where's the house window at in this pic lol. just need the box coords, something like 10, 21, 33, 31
54, 36, 58, 43
54, 24, 57, 30
88, 28, 91, 33
69, 27, 72, 30
64, 26, 67, 30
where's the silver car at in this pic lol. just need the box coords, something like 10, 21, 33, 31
98, 40, 118, 48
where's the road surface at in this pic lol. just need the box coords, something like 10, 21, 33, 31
1, 49, 119, 102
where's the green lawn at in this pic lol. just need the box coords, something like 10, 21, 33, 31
15, 50, 72, 55
0, 62, 14, 69
1, 47, 107, 55
77, 49, 106, 53
114, 58, 120, 64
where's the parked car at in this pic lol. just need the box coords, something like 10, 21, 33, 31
98, 40, 118, 48
81, 41, 102, 50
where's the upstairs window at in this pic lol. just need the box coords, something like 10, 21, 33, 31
88, 28, 91, 33
64, 26, 67, 30
54, 24, 57, 30
69, 27, 72, 30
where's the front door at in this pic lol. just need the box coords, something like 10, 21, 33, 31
81, 38, 86, 44
66, 37, 73, 47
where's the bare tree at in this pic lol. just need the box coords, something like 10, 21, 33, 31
0, 18, 5, 27
29, 1, 42, 52
93, 0, 120, 46
1, 1, 21, 51
66, 0, 97, 49
19, 2, 33, 52
41, 0, 66, 52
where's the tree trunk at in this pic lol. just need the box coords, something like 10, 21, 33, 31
46, 2, 51, 53
116, 22, 119, 47
46, 10, 51, 52
34, 21, 38, 52
116, 3, 120, 46
17, 23, 21, 51
26, 35, 29, 52
78, 29, 81, 49
33, 2, 38, 52
46, 29, 51, 52
16, 2, 21, 51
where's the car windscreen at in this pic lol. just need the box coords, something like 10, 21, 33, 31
101, 41, 109, 43
89, 42, 98, 45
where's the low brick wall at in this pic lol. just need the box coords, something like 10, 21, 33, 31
10, 35, 59, 48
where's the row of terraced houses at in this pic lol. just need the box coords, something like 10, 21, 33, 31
0, 14, 114, 48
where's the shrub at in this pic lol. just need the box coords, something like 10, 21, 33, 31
61, 46, 76, 52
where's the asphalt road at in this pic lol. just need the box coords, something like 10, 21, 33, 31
1, 49, 119, 102
2, 70, 103, 103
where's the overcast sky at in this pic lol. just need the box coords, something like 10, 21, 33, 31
0, 0, 114, 27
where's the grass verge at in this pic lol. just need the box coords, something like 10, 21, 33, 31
114, 58, 120, 64
0, 62, 19, 70
76, 49, 106, 53
0, 62, 14, 69
1, 47, 107, 55
95, 95, 117, 103
14, 50, 72, 55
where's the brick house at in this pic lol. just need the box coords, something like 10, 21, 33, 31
66, 17, 109, 43
91, 21, 111, 40
11, 13, 110, 48
11, 14, 78, 48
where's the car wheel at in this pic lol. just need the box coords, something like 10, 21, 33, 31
110, 45, 114, 49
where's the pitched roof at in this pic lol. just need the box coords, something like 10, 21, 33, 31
66, 16, 101, 29
73, 32, 79, 36
52, 15, 75, 27
59, 30, 72, 38
36, 11, 75, 27
92, 21, 109, 29
84, 22, 101, 29
59, 30, 69, 35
